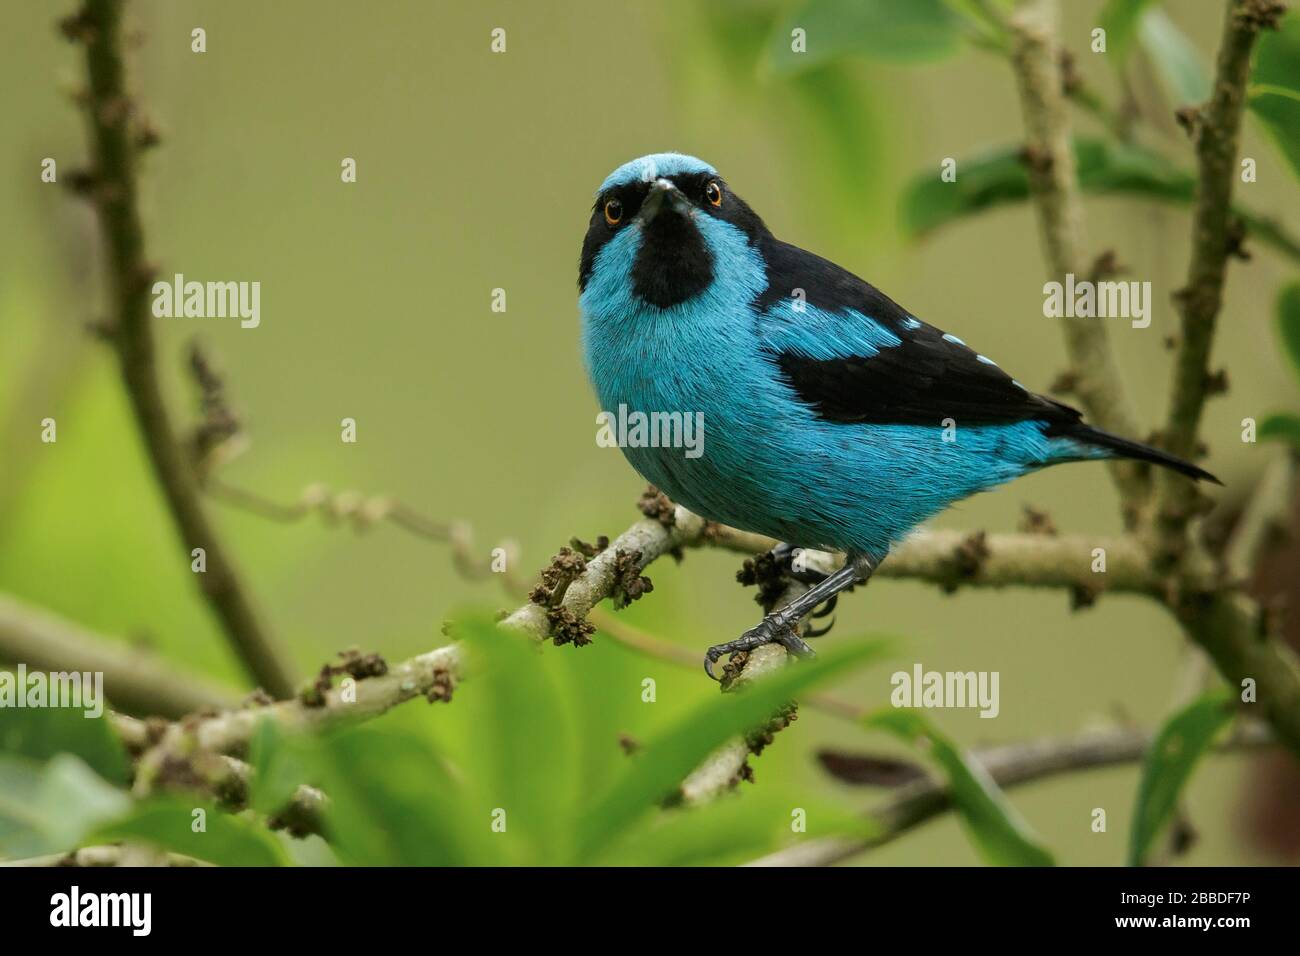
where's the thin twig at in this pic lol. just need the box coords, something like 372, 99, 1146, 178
68, 0, 295, 697
1154, 0, 1286, 566
205, 477, 527, 595
1008, 0, 1147, 510
747, 721, 1273, 866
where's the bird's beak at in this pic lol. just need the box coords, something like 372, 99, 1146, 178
638, 178, 688, 224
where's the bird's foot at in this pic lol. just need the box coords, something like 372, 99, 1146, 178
765, 543, 840, 638
703, 613, 815, 682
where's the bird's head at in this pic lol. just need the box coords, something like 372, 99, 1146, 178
578, 153, 769, 312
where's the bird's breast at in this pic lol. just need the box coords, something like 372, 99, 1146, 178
582, 299, 778, 513
584, 300, 759, 425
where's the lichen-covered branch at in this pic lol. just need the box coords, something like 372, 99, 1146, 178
678, 581, 810, 804
1008, 0, 1146, 507
502, 509, 708, 639
74, 481, 1300, 842
132, 643, 462, 770
120, 507, 1194, 763
67, 0, 295, 697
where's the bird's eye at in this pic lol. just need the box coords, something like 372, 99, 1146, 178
705, 181, 723, 207
604, 198, 623, 226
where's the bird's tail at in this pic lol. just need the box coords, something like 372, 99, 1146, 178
1064, 423, 1221, 484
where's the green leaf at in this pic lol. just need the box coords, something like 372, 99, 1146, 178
1277, 281, 1300, 380
92, 797, 290, 866
1128, 689, 1235, 867
902, 138, 1191, 234
1260, 413, 1300, 447
0, 754, 130, 860
577, 637, 893, 860
940, 0, 1011, 51
597, 796, 790, 867
770, 0, 962, 74
1098, 1, 1209, 106
899, 138, 1300, 264
1098, 0, 1157, 60
246, 717, 317, 818
1251, 90, 1300, 181
263, 722, 491, 866
1249, 13, 1300, 180
0, 706, 128, 785
864, 709, 1055, 866
454, 614, 576, 863
1138, 9, 1210, 106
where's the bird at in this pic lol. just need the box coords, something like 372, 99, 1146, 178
577, 152, 1218, 679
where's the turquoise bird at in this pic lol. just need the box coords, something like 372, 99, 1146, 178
578, 153, 1216, 677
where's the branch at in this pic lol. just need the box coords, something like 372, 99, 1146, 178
112, 480, 1300, 822
707, 526, 1167, 597
67, 0, 295, 697
133, 643, 461, 770
672, 519, 1166, 802
1175, 590, 1300, 754
748, 721, 1273, 866
1008, 0, 1146, 508
213, 755, 328, 838
125, 509, 1186, 763
1154, 0, 1286, 565
679, 578, 812, 805
132, 509, 703, 771
0, 592, 239, 718
215, 463, 1166, 602
502, 509, 709, 638
1225, 452, 1297, 580
205, 476, 529, 597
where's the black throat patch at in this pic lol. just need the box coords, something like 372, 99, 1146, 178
630, 212, 714, 309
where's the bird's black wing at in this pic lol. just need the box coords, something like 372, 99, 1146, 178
755, 238, 1081, 430
753, 239, 1219, 482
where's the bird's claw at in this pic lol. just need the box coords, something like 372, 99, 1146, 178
765, 544, 841, 637
703, 616, 816, 681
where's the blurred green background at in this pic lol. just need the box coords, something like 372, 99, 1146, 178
2, 0, 1297, 864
